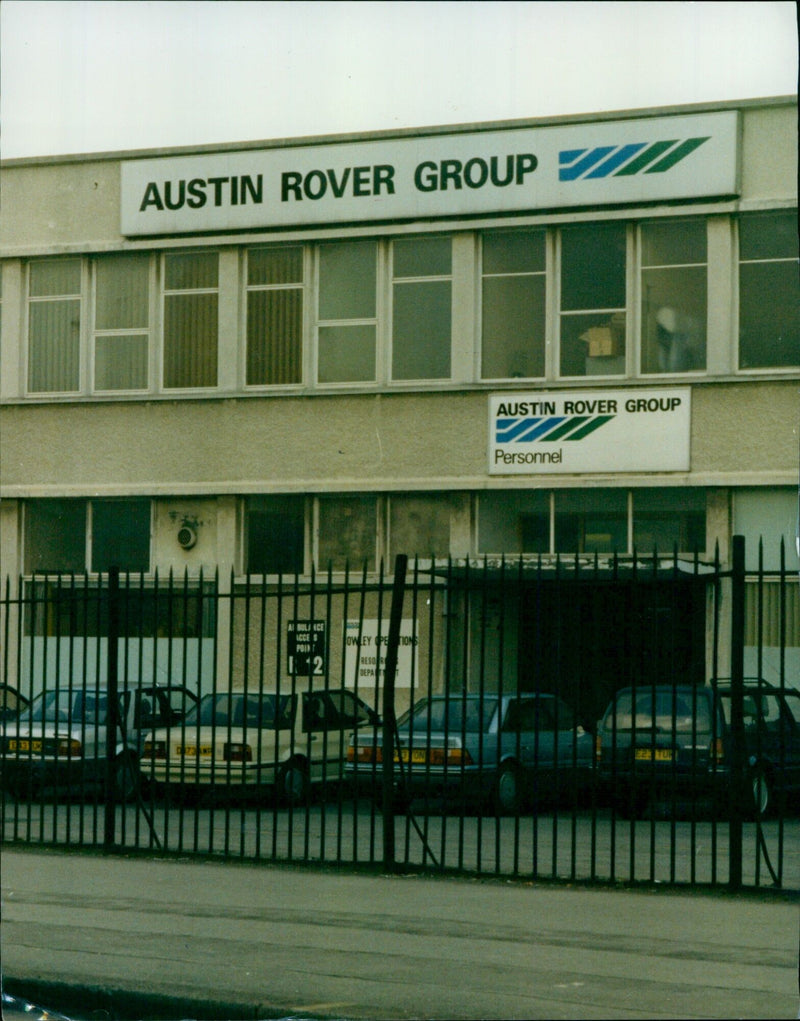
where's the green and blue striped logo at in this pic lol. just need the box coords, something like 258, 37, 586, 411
559, 137, 710, 181
495, 415, 614, 443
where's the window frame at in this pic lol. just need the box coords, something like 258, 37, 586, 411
735, 209, 800, 374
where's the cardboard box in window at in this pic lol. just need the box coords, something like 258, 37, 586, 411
580, 326, 623, 357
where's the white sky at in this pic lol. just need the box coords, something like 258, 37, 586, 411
1, 1, 797, 159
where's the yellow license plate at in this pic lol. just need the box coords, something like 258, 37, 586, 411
8, 739, 42, 752
177, 745, 213, 757
635, 748, 673, 762
395, 748, 427, 764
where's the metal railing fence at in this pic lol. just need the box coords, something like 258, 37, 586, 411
1, 538, 798, 892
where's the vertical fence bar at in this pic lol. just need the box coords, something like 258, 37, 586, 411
104, 566, 120, 852
728, 534, 746, 890
382, 553, 407, 872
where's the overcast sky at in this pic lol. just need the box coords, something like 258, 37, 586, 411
1, 1, 797, 159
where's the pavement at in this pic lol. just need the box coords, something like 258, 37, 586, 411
1, 847, 799, 1021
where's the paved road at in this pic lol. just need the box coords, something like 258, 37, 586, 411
2, 846, 798, 1020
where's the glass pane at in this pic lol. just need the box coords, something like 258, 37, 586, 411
28, 299, 81, 392
641, 219, 706, 266
482, 275, 545, 378
248, 246, 303, 286
483, 230, 545, 274
393, 236, 451, 277
560, 312, 626, 377
561, 222, 626, 310
478, 491, 550, 554
92, 500, 151, 573
740, 212, 799, 261
318, 497, 377, 571
739, 262, 800, 368
30, 259, 81, 297
318, 324, 376, 382
247, 289, 302, 384
734, 487, 800, 572
641, 266, 707, 373
392, 280, 451, 379
246, 496, 305, 574
633, 488, 706, 554
389, 496, 451, 557
95, 254, 149, 329
95, 335, 149, 390
554, 490, 627, 554
25, 500, 86, 573
164, 251, 218, 290
319, 241, 376, 319
163, 293, 218, 387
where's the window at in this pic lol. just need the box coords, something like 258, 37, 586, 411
246, 496, 305, 574
560, 222, 626, 377
162, 251, 218, 388
733, 487, 800, 572
389, 495, 451, 558
28, 259, 82, 393
478, 491, 550, 554
632, 489, 706, 554
91, 499, 151, 573
392, 236, 451, 380
317, 240, 377, 383
25, 499, 86, 573
93, 253, 150, 390
554, 489, 627, 554
246, 246, 303, 385
640, 219, 706, 373
317, 496, 378, 570
738, 211, 800, 369
481, 229, 546, 379
25, 499, 151, 574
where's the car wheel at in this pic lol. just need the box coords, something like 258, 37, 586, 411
494, 761, 523, 815
280, 760, 310, 806
113, 752, 140, 803
749, 765, 773, 819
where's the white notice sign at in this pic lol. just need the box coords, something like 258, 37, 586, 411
489, 388, 691, 474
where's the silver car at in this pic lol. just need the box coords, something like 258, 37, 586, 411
347, 692, 594, 814
1, 684, 197, 801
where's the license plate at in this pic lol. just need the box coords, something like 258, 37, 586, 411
395, 748, 427, 764
8, 739, 42, 753
177, 745, 213, 757
635, 748, 673, 762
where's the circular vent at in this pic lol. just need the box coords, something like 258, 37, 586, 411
177, 525, 197, 550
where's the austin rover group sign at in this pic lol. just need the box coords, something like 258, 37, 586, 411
489, 388, 691, 474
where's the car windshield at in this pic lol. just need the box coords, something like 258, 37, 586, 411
184, 693, 296, 729
607, 689, 711, 733
27, 689, 109, 725
402, 697, 498, 734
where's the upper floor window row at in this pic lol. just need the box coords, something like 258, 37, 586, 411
20, 213, 799, 396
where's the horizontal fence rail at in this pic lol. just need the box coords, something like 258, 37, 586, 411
1, 540, 798, 892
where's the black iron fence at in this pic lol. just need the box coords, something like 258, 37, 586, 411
1, 537, 798, 892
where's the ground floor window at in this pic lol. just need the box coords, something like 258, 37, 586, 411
24, 498, 151, 575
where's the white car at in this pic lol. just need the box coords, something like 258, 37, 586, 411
143, 687, 380, 803
1, 684, 198, 801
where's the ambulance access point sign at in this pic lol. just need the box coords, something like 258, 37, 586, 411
489, 388, 691, 474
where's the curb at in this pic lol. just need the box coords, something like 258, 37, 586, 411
1, 978, 335, 1021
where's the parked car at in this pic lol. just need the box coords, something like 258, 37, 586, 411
0, 683, 30, 722
595, 681, 800, 817
143, 687, 380, 803
0, 683, 198, 801
347, 692, 594, 814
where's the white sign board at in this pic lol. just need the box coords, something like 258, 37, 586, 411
121, 111, 738, 235
489, 388, 691, 474
344, 619, 418, 689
